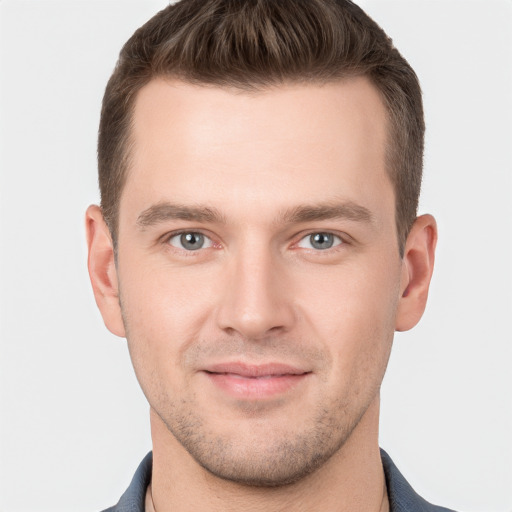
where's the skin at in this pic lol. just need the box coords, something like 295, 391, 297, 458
86, 76, 437, 512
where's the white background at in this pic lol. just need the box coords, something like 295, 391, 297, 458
0, 1, 511, 511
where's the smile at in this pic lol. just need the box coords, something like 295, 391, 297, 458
202, 362, 311, 399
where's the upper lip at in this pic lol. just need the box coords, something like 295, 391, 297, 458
203, 362, 310, 378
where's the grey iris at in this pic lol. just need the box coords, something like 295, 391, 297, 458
181, 232, 204, 250
310, 233, 334, 250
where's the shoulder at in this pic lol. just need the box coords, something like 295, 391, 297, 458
100, 452, 153, 512
381, 449, 457, 512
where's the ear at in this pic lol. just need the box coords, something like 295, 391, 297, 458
85, 205, 126, 337
395, 214, 437, 332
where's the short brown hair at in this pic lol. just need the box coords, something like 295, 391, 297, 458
98, 0, 424, 255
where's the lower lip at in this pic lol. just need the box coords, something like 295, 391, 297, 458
204, 372, 309, 399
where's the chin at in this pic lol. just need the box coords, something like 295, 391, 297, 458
161, 403, 358, 488
196, 446, 336, 487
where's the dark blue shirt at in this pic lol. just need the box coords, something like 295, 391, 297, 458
102, 449, 456, 511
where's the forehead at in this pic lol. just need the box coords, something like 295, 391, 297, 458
122, 77, 392, 225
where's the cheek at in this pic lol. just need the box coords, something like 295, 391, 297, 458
295, 256, 400, 376
119, 251, 216, 332
117, 261, 219, 387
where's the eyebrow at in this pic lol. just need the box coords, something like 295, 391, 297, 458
278, 201, 374, 225
137, 203, 226, 227
136, 200, 374, 228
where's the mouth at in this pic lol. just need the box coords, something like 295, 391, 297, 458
202, 362, 311, 399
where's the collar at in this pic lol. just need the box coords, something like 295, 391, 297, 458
104, 449, 455, 512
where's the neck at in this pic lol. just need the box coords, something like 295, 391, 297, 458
148, 396, 388, 512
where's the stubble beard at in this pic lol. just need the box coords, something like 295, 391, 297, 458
152, 386, 373, 488
121, 300, 390, 488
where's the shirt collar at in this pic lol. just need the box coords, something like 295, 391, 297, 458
106, 449, 453, 512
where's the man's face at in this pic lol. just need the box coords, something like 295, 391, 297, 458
113, 77, 404, 485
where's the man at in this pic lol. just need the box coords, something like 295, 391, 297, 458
86, 0, 451, 510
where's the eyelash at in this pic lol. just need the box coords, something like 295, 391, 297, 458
162, 229, 349, 255
163, 230, 218, 253
295, 232, 345, 251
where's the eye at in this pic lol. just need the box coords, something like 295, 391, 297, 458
167, 232, 213, 251
297, 232, 343, 250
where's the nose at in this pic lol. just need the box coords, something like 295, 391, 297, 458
215, 243, 296, 340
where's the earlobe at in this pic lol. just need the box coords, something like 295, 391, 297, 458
395, 214, 437, 332
85, 205, 126, 338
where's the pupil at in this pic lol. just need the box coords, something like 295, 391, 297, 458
311, 233, 333, 249
181, 233, 204, 250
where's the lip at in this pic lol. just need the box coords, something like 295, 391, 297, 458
202, 362, 311, 399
